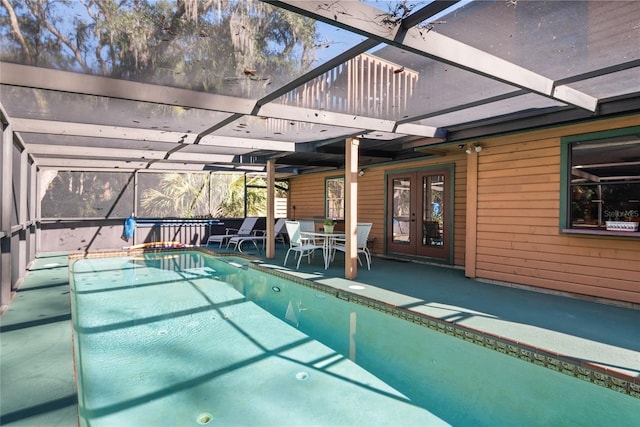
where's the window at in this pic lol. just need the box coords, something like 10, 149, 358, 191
563, 127, 640, 233
325, 176, 344, 219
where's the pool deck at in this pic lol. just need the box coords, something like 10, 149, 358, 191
1, 248, 639, 425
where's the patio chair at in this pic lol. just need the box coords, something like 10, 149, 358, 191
283, 221, 324, 269
226, 234, 266, 252
206, 217, 258, 247
227, 218, 287, 252
298, 219, 320, 245
332, 222, 372, 269
274, 218, 288, 245
298, 219, 316, 233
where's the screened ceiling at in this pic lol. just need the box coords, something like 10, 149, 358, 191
1, 0, 639, 176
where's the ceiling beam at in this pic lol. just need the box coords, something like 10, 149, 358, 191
11, 118, 193, 143
35, 158, 149, 169
199, 134, 295, 151
0, 62, 256, 114
165, 152, 236, 163
269, 1, 598, 112
256, 102, 442, 137
12, 118, 297, 151
26, 145, 167, 160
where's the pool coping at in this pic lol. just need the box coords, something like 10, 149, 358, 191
68, 248, 640, 399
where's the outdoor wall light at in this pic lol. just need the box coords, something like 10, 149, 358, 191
466, 143, 482, 154
358, 169, 366, 176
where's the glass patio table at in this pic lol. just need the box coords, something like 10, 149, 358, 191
301, 231, 346, 269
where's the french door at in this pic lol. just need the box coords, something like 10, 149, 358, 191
386, 168, 451, 261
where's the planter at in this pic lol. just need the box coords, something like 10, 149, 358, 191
605, 221, 639, 232
323, 225, 334, 233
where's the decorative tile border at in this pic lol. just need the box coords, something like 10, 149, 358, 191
67, 248, 639, 398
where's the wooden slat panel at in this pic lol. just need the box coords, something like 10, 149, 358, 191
478, 254, 639, 283
479, 230, 638, 256
477, 244, 639, 269
478, 269, 640, 305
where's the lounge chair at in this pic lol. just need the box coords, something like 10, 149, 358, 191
206, 217, 258, 247
226, 218, 289, 252
283, 221, 324, 269
226, 234, 266, 252
332, 222, 372, 269
274, 218, 288, 245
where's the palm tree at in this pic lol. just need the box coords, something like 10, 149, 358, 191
141, 172, 234, 217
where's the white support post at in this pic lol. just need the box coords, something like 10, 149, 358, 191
344, 137, 359, 279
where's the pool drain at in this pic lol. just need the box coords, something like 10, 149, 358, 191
271, 286, 281, 292
196, 412, 213, 425
295, 371, 309, 381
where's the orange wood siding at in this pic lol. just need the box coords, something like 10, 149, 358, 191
288, 115, 640, 305
473, 116, 640, 304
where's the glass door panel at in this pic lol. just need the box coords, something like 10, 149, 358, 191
387, 169, 450, 261
422, 175, 444, 247
392, 178, 411, 244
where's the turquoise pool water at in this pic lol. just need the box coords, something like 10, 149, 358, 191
69, 251, 637, 426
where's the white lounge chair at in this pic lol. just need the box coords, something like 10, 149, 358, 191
227, 218, 289, 252
226, 234, 266, 252
274, 218, 288, 245
332, 222, 372, 269
283, 221, 323, 269
206, 217, 258, 247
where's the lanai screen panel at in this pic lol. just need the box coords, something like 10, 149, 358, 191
369, 45, 526, 120
413, 93, 567, 129
436, 0, 640, 95
0, 1, 368, 100
0, 85, 237, 134
40, 171, 134, 219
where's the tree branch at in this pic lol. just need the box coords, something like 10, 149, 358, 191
1, 0, 33, 64
25, 0, 91, 72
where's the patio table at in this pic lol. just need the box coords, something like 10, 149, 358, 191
301, 231, 346, 269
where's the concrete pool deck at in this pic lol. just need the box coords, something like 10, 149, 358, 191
1, 249, 638, 425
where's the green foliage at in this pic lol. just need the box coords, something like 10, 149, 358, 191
219, 174, 267, 217
140, 172, 211, 218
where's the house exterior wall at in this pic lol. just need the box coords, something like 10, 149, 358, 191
472, 115, 640, 305
288, 114, 640, 305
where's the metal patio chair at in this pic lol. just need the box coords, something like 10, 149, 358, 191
283, 221, 324, 269
332, 222, 373, 269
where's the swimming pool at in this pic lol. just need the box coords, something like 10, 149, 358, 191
69, 250, 637, 426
